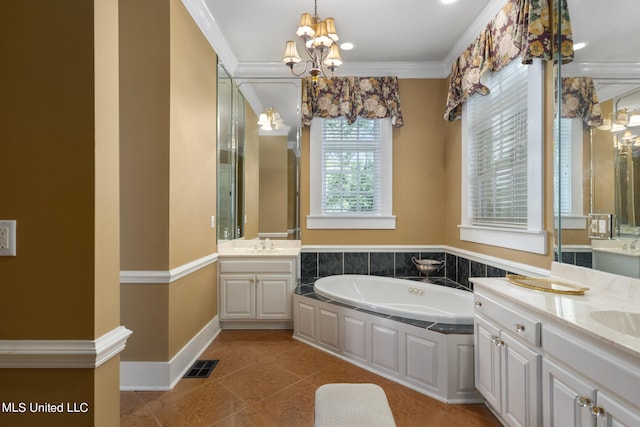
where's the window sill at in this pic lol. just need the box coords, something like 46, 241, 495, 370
307, 215, 396, 230
459, 225, 547, 254
554, 215, 587, 230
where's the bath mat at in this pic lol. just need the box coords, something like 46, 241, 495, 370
183, 359, 219, 379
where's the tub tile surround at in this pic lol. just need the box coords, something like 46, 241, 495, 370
301, 247, 519, 291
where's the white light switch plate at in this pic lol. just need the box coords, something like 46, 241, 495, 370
0, 220, 16, 256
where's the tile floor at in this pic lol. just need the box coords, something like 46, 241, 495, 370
121, 329, 502, 427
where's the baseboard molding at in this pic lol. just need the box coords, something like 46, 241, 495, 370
0, 326, 132, 368
120, 316, 220, 391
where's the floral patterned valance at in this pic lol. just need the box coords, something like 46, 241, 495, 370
559, 77, 603, 127
302, 76, 404, 128
444, 0, 574, 121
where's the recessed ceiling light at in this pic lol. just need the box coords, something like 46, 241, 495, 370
340, 41, 355, 51
439, 0, 457, 4
573, 42, 587, 51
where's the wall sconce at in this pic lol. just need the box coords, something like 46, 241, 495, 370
257, 107, 284, 131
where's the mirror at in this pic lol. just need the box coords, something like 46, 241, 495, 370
555, 0, 640, 276
216, 64, 301, 243
216, 63, 245, 241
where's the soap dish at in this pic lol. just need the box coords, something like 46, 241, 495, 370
505, 274, 590, 295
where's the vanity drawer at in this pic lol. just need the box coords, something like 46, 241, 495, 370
219, 258, 295, 274
474, 291, 541, 347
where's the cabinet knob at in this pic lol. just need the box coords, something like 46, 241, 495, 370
576, 396, 591, 407
589, 405, 605, 417
514, 323, 525, 333
490, 335, 504, 347
474, 301, 482, 308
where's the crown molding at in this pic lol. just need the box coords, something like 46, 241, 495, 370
182, 0, 504, 80
0, 326, 132, 368
562, 61, 640, 78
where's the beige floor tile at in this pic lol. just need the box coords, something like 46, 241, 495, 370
216, 360, 302, 405
120, 329, 503, 427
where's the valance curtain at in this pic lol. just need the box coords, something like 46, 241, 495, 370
302, 76, 404, 128
444, 0, 574, 121
559, 77, 603, 127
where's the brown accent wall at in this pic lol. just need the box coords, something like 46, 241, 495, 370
0, 0, 121, 425
119, 0, 218, 363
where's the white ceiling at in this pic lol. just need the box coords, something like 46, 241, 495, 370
183, 0, 640, 137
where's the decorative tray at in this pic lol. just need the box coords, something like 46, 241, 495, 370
505, 274, 590, 295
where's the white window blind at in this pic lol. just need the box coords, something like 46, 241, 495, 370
321, 118, 381, 215
467, 59, 529, 228
554, 117, 573, 215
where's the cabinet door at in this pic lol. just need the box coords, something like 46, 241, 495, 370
501, 332, 541, 427
256, 275, 292, 319
596, 392, 640, 427
220, 275, 255, 319
475, 315, 502, 412
542, 358, 596, 427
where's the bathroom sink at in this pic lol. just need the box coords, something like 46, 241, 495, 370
590, 310, 640, 339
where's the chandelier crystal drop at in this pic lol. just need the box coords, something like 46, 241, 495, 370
282, 0, 342, 82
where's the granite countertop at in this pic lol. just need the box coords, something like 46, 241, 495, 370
471, 263, 640, 360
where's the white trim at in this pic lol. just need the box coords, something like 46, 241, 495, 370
306, 216, 396, 229
0, 326, 132, 368
120, 253, 218, 284
308, 117, 394, 230
120, 316, 221, 391
460, 60, 547, 255
458, 225, 548, 255
554, 215, 588, 230
258, 232, 289, 239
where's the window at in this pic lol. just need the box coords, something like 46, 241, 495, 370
554, 117, 586, 229
308, 117, 395, 229
460, 59, 547, 254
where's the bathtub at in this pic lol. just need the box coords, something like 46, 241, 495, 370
313, 274, 474, 324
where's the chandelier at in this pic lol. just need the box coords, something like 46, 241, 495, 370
257, 107, 284, 131
281, 0, 342, 81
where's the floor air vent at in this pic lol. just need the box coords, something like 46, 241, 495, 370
183, 359, 219, 379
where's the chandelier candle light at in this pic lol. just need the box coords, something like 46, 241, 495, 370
282, 0, 342, 81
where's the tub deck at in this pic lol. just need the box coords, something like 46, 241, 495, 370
293, 277, 479, 404
295, 277, 474, 335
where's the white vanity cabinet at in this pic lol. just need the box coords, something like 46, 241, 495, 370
472, 272, 640, 427
474, 289, 542, 427
542, 325, 640, 427
219, 256, 298, 327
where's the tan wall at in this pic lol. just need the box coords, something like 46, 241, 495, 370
300, 75, 555, 270
260, 135, 289, 235
301, 79, 448, 245
169, 0, 217, 268
244, 104, 260, 239
288, 149, 298, 235
120, 0, 218, 362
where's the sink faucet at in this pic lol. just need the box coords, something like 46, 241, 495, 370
630, 239, 640, 250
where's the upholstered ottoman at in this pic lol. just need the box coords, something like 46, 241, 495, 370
314, 383, 396, 427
